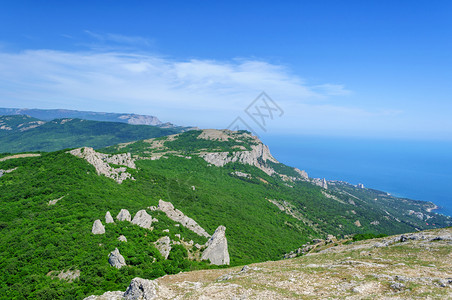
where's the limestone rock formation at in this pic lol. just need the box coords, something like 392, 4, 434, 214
84, 277, 158, 300
123, 277, 158, 300
154, 236, 171, 259
69, 147, 135, 184
105, 211, 114, 224
92, 219, 105, 235
311, 178, 328, 189
201, 225, 230, 265
294, 168, 309, 180
48, 195, 65, 206
117, 209, 131, 222
200, 143, 278, 176
84, 291, 124, 300
131, 210, 153, 229
118, 235, 127, 242
157, 200, 210, 238
108, 248, 126, 269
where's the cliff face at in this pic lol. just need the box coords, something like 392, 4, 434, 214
69, 147, 136, 184
200, 143, 278, 175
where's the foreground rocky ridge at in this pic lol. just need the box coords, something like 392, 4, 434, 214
85, 227, 452, 299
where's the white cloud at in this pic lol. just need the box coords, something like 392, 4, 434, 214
84, 31, 152, 46
0, 47, 424, 137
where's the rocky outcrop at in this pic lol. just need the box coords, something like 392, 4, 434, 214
109, 248, 126, 269
200, 143, 278, 176
69, 147, 135, 184
156, 200, 210, 238
48, 195, 65, 206
84, 277, 158, 300
92, 219, 105, 234
154, 236, 171, 259
118, 235, 127, 242
123, 277, 158, 300
201, 225, 230, 265
84, 291, 124, 300
105, 211, 114, 224
311, 178, 328, 189
294, 168, 309, 180
131, 210, 153, 229
117, 209, 131, 222
0, 167, 18, 178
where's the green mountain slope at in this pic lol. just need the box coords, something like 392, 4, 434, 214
0, 116, 186, 153
0, 129, 450, 299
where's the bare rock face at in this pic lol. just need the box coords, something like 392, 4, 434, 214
154, 236, 171, 259
118, 235, 127, 242
131, 210, 153, 229
83, 291, 124, 300
83, 277, 158, 300
69, 147, 135, 184
157, 200, 210, 238
311, 178, 328, 189
200, 143, 278, 176
123, 277, 158, 300
294, 168, 309, 180
201, 225, 230, 265
109, 248, 126, 269
117, 209, 131, 222
105, 211, 114, 224
92, 219, 105, 235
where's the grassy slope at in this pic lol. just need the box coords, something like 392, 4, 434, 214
1, 130, 451, 299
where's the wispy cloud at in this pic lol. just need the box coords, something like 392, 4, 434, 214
0, 47, 421, 137
84, 31, 153, 47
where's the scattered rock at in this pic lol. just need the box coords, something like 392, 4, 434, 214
157, 200, 210, 238
163, 229, 169, 233
131, 210, 153, 229
118, 235, 127, 242
354, 220, 362, 227
117, 209, 131, 222
105, 211, 114, 224
109, 248, 126, 269
390, 282, 405, 291
123, 277, 158, 300
175, 234, 181, 239
201, 225, 230, 265
92, 219, 105, 235
48, 195, 65, 206
154, 236, 171, 259
84, 277, 158, 300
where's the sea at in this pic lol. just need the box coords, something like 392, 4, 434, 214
262, 134, 452, 217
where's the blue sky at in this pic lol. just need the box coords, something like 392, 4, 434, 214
1, 1, 451, 139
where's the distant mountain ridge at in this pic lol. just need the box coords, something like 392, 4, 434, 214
0, 115, 191, 153
0, 107, 173, 127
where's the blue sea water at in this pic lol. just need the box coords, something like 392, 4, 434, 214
262, 135, 452, 217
